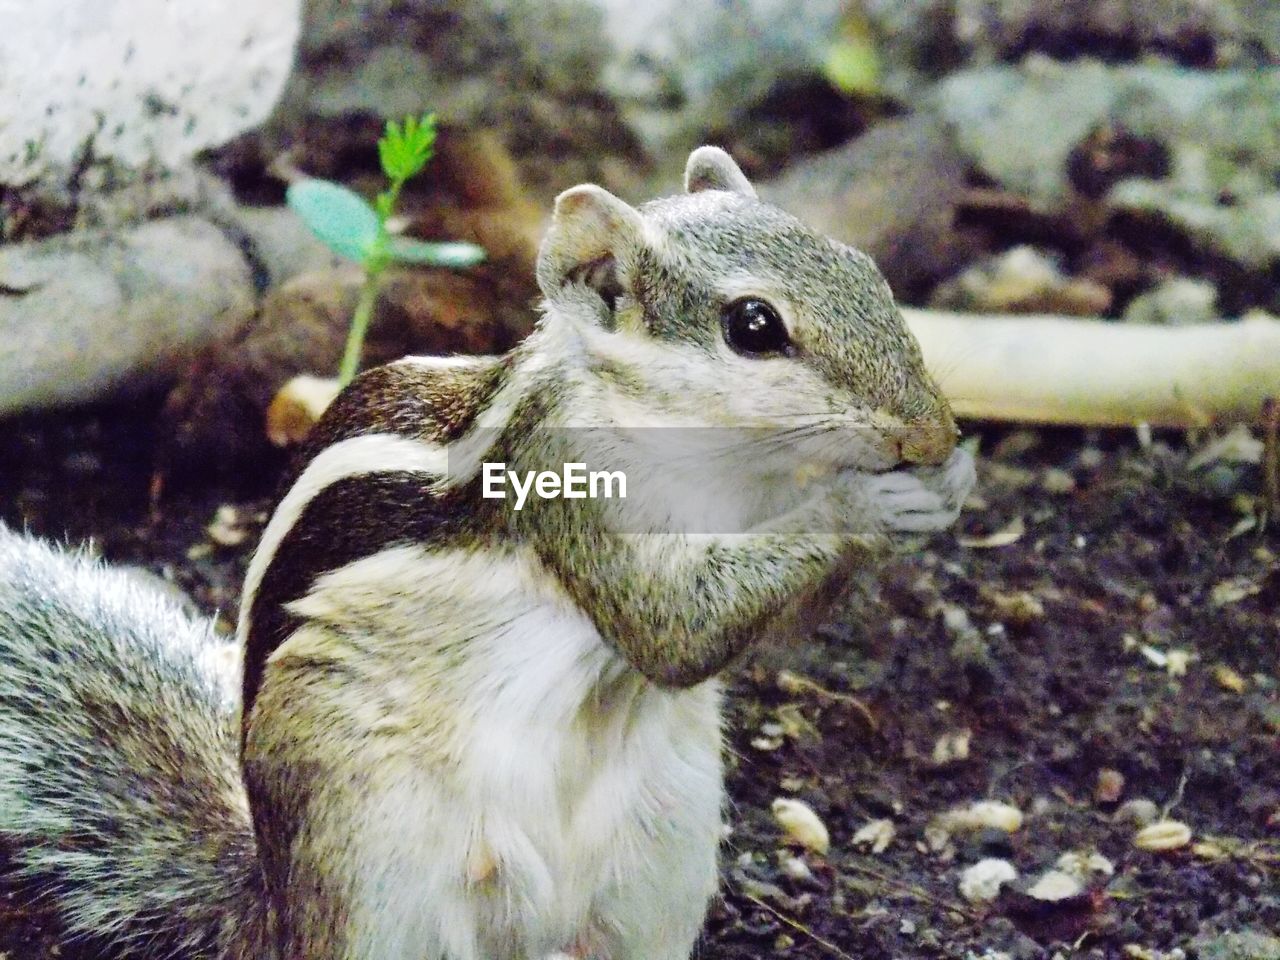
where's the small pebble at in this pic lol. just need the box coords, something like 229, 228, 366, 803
771, 798, 830, 855
1040, 468, 1077, 494
959, 858, 1018, 903
1095, 768, 1126, 805
1114, 798, 1160, 826
851, 818, 895, 854
775, 850, 814, 882
1057, 850, 1114, 880
1165, 649, 1192, 677
206, 504, 249, 547
1026, 868, 1083, 902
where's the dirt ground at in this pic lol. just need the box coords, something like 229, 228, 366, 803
0, 398, 1275, 959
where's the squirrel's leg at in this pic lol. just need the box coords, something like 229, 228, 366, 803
261, 763, 491, 960
535, 453, 972, 689
532, 470, 881, 688
592, 788, 722, 960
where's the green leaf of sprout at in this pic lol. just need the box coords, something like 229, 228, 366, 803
378, 113, 437, 182
386, 237, 486, 268
286, 180, 380, 262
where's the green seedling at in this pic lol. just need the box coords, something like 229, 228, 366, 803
287, 114, 486, 386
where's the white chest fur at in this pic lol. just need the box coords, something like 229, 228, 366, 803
275, 546, 725, 960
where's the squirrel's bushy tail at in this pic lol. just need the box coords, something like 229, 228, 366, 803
0, 529, 267, 959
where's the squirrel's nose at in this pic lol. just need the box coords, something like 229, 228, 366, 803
895, 415, 958, 467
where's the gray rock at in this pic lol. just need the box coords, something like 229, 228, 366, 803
272, 0, 848, 193
0, 217, 254, 414
863, 0, 1279, 102
762, 116, 972, 296
935, 59, 1118, 206
935, 60, 1280, 267
218, 206, 346, 288
1, 0, 301, 195
594, 0, 843, 154
1123, 278, 1219, 325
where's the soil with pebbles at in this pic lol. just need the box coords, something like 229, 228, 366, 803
0, 400, 1276, 959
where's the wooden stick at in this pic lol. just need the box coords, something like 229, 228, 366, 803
903, 308, 1280, 428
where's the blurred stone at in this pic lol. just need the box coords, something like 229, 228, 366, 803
932, 246, 1112, 315
2, 0, 300, 195
0, 217, 254, 415
862, 0, 1279, 102
273, 0, 863, 195
936, 59, 1280, 270
763, 116, 973, 298
1124, 278, 1219, 325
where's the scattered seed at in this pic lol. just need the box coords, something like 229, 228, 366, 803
1139, 644, 1168, 668
958, 858, 1018, 903
932, 729, 972, 765
266, 374, 342, 447
1165, 649, 1192, 677
1213, 664, 1248, 692
206, 504, 248, 547
959, 517, 1026, 549
772, 798, 830, 855
938, 800, 1024, 835
1211, 577, 1263, 608
1192, 841, 1227, 860
981, 587, 1046, 624
852, 818, 896, 854
1138, 644, 1195, 677
1040, 467, 1077, 494
1134, 819, 1192, 851
776, 850, 814, 882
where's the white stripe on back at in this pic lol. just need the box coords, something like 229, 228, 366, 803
236, 434, 451, 644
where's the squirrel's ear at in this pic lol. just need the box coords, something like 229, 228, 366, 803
684, 146, 756, 199
536, 184, 644, 311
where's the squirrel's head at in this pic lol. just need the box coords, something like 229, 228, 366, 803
535, 147, 957, 473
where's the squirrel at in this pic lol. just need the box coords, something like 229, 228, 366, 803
0, 147, 974, 960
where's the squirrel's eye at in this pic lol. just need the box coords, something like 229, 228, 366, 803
722, 298, 792, 357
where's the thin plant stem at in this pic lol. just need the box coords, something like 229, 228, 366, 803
339, 266, 383, 386
336, 171, 412, 385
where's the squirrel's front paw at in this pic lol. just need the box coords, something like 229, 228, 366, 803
862, 448, 975, 534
